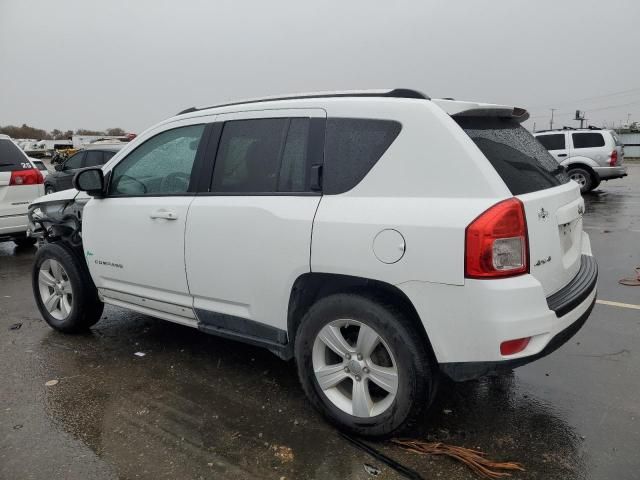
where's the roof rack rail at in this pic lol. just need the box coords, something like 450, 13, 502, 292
175, 88, 429, 116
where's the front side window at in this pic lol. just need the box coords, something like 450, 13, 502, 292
64, 152, 85, 170
537, 134, 565, 151
572, 132, 605, 149
110, 124, 205, 196
211, 118, 311, 193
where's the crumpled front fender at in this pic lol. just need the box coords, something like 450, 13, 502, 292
28, 189, 89, 247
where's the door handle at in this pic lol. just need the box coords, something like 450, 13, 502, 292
150, 209, 178, 220
557, 153, 567, 157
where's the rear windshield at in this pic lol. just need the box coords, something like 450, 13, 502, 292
456, 117, 569, 195
0, 139, 30, 173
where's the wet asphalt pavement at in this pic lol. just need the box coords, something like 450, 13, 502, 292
1, 166, 639, 480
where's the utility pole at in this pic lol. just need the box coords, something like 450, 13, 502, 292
550, 108, 556, 130
627, 113, 631, 127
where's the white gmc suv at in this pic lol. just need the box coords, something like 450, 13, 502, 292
28, 89, 597, 437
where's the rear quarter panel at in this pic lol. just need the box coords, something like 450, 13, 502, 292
311, 99, 510, 286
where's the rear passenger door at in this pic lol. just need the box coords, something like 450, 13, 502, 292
185, 109, 326, 339
536, 133, 568, 164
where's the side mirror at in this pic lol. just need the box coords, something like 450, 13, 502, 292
54, 164, 63, 171
73, 168, 105, 197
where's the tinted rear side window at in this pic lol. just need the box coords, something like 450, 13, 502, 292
572, 132, 605, 149
323, 118, 401, 194
537, 134, 565, 151
211, 118, 312, 193
457, 117, 569, 195
84, 150, 104, 168
0, 139, 30, 172
103, 151, 117, 162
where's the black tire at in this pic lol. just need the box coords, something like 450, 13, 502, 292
13, 236, 37, 247
568, 167, 594, 193
32, 242, 103, 333
295, 293, 438, 437
45, 185, 55, 195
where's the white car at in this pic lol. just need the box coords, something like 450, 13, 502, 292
28, 89, 597, 436
0, 134, 45, 246
29, 158, 50, 179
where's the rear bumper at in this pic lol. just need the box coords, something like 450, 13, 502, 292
440, 255, 597, 381
398, 245, 598, 381
593, 165, 628, 180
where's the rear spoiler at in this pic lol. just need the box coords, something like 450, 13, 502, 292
432, 99, 530, 123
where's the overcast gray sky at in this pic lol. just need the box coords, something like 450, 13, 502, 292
2, 0, 640, 133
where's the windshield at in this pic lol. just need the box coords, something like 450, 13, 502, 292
456, 117, 570, 195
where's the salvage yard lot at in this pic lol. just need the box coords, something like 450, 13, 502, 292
1, 166, 639, 480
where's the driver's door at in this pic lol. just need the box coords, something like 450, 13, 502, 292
83, 121, 209, 320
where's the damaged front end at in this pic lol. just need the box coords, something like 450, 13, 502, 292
28, 191, 88, 250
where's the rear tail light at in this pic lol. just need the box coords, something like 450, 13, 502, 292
9, 168, 44, 186
609, 149, 618, 167
500, 337, 531, 356
465, 198, 529, 278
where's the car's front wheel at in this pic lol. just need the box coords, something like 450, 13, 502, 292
32, 242, 103, 333
45, 185, 55, 195
295, 293, 437, 437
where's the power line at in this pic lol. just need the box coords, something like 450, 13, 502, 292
528, 87, 640, 109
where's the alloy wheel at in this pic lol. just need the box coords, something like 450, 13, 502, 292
312, 319, 398, 418
570, 171, 587, 188
38, 259, 73, 320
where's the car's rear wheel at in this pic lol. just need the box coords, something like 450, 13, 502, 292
32, 242, 103, 333
45, 185, 55, 195
295, 293, 437, 437
568, 167, 594, 193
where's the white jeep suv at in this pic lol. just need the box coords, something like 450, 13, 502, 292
0, 134, 45, 246
28, 89, 597, 437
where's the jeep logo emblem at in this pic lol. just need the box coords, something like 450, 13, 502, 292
538, 208, 549, 220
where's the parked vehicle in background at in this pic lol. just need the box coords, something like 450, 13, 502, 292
28, 90, 597, 437
44, 145, 124, 194
24, 139, 74, 159
29, 158, 49, 178
534, 127, 627, 193
0, 134, 44, 246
